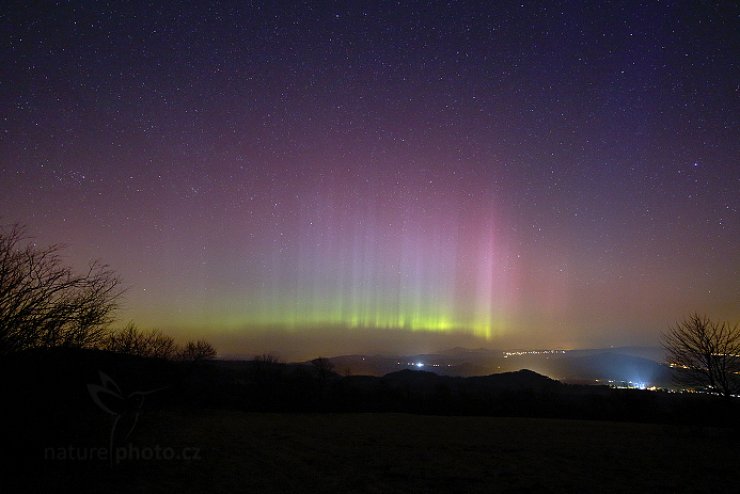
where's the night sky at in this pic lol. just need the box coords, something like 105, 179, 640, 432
2, 1, 738, 358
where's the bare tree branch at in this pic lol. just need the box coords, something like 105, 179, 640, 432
662, 312, 740, 398
180, 340, 217, 362
0, 223, 124, 354
104, 323, 179, 360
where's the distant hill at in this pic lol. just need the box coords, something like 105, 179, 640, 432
324, 346, 673, 387
470, 369, 560, 388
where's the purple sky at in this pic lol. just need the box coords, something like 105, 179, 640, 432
2, 1, 738, 358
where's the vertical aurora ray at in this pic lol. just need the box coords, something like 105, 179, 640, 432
227, 174, 519, 339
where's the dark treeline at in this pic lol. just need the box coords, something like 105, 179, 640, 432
3, 347, 737, 443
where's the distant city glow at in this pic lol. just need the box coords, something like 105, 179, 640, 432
504, 350, 568, 358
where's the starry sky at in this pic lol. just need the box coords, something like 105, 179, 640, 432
2, 1, 738, 359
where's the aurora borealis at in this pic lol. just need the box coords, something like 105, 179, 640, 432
2, 1, 738, 358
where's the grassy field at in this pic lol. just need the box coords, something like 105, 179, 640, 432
26, 411, 738, 493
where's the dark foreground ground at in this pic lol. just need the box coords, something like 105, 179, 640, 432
3, 349, 737, 492
12, 410, 738, 493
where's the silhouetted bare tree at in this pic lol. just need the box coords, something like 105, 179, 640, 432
252, 353, 282, 386
662, 313, 740, 398
105, 323, 178, 360
105, 322, 147, 355
0, 223, 122, 355
311, 356, 335, 381
180, 339, 217, 362
255, 353, 280, 365
147, 329, 178, 360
